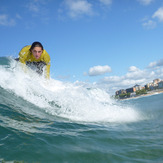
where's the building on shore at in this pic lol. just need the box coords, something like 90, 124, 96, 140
134, 84, 144, 91
130, 92, 136, 97
126, 87, 136, 93
115, 89, 126, 96
115, 78, 163, 99
145, 78, 162, 90
158, 81, 163, 89
153, 79, 161, 84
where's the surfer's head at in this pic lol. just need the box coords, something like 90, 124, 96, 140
30, 42, 44, 60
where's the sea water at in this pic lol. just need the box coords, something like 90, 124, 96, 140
0, 57, 163, 163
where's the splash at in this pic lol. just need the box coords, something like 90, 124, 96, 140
0, 57, 141, 123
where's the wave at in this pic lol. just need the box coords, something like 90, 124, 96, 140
0, 57, 142, 126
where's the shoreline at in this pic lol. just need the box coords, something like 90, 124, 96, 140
119, 89, 163, 100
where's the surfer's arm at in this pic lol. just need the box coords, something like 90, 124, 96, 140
45, 64, 50, 79
43, 51, 51, 79
19, 45, 30, 72
19, 45, 31, 63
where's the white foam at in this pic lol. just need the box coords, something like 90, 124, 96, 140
0, 58, 142, 123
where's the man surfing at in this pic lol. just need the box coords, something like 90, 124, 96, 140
17, 41, 51, 78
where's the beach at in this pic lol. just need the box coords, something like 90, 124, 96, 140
119, 88, 163, 100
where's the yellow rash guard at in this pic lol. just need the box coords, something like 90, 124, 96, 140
19, 45, 50, 78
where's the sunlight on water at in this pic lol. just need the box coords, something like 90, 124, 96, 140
0, 58, 143, 124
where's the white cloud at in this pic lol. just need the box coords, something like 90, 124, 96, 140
103, 76, 123, 82
125, 69, 147, 80
128, 66, 140, 72
64, 0, 93, 18
60, 0, 113, 19
94, 60, 163, 95
137, 0, 154, 5
88, 65, 112, 76
148, 61, 157, 68
25, 0, 50, 24
152, 7, 163, 22
99, 0, 112, 6
99, 75, 147, 93
142, 7, 163, 29
148, 59, 163, 68
16, 14, 22, 20
157, 59, 163, 67
26, 0, 48, 15
0, 14, 16, 26
27, 0, 39, 12
142, 20, 157, 29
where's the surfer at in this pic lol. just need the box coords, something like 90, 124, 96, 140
17, 41, 51, 78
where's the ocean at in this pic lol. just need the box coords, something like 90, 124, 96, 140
0, 57, 163, 163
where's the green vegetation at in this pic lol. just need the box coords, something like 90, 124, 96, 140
115, 92, 131, 99
136, 89, 147, 95
115, 89, 148, 99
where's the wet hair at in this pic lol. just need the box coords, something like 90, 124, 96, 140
30, 41, 44, 51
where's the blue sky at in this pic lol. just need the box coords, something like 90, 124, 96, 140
0, 0, 163, 94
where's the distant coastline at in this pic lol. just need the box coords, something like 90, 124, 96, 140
119, 89, 163, 100
115, 78, 163, 100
